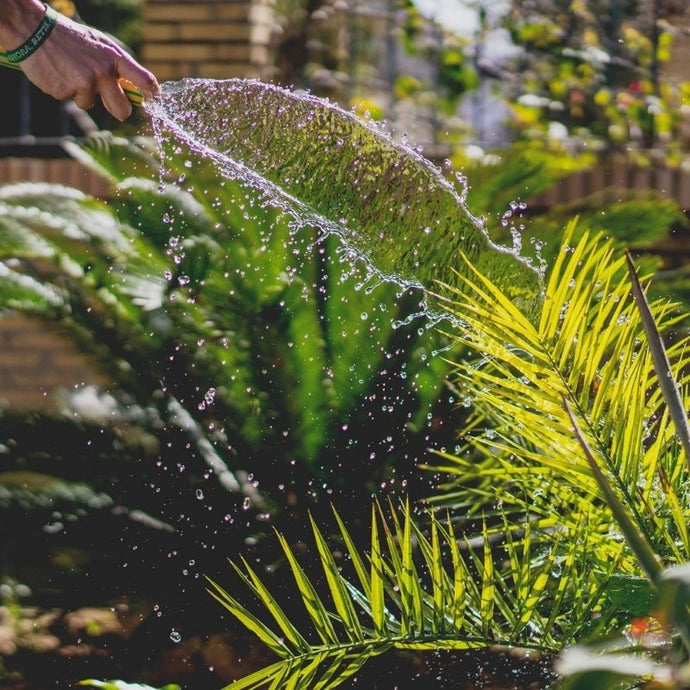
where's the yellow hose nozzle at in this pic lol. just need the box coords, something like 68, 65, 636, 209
118, 78, 144, 106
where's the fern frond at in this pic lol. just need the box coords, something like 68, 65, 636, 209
434, 227, 690, 573
212, 501, 607, 689
62, 132, 160, 184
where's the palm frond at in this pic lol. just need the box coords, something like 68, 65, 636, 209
626, 251, 690, 469
55, 134, 457, 469
62, 132, 160, 184
209, 501, 608, 689
79, 680, 181, 690
432, 226, 690, 573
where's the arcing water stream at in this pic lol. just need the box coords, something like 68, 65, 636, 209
147, 78, 542, 323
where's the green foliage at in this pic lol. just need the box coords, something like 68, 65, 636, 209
432, 226, 690, 573
452, 144, 688, 263
208, 227, 690, 688
550, 251, 690, 689
61, 132, 454, 475
6, 127, 685, 687
504, 0, 690, 150
452, 143, 690, 332
453, 143, 594, 221
556, 565, 690, 687
0, 126, 467, 634
208, 500, 602, 689
600, 574, 656, 621
0, 470, 112, 511
420, 224, 690, 686
439, 44, 479, 99
526, 193, 687, 249
5, 74, 690, 690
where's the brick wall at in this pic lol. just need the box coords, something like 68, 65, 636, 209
527, 156, 690, 212
0, 158, 111, 198
0, 314, 110, 411
141, 0, 275, 82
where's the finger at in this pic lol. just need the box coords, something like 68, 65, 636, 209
117, 55, 160, 101
98, 78, 132, 121
72, 90, 96, 111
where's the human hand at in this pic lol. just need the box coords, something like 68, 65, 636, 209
1, 0, 159, 120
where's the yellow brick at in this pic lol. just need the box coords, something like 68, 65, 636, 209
209, 43, 270, 64
1, 330, 54, 350
146, 63, 177, 81
214, 43, 252, 61
11, 370, 83, 388
215, 4, 250, 21
249, 44, 271, 64
142, 43, 215, 61
145, 61, 189, 81
143, 4, 214, 22
50, 352, 104, 371
141, 23, 179, 42
0, 390, 52, 410
0, 351, 43, 368
179, 22, 251, 41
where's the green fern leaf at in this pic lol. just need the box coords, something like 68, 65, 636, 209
0, 262, 63, 312
433, 226, 690, 589
309, 514, 364, 642
212, 501, 599, 689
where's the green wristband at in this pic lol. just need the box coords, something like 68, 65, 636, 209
1, 3, 58, 64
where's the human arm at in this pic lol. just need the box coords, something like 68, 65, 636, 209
0, 0, 159, 120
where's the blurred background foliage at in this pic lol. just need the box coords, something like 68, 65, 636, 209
41, 0, 690, 158
267, 0, 690, 319
269, 0, 690, 155
64, 0, 146, 52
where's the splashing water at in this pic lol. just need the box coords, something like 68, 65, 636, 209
146, 78, 542, 322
